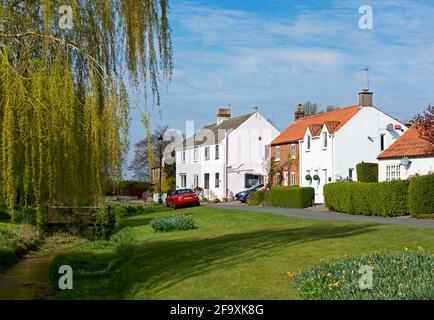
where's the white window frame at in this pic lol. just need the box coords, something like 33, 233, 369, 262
180, 174, 187, 188
283, 171, 289, 186
204, 146, 210, 161
215, 172, 220, 188
323, 132, 328, 149
193, 174, 199, 188
291, 144, 296, 159
182, 150, 186, 163
290, 172, 296, 186
194, 146, 199, 162
275, 146, 281, 161
215, 145, 220, 160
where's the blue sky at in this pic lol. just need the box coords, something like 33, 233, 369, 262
126, 0, 434, 176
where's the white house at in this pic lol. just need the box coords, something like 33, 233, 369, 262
298, 90, 408, 203
175, 108, 280, 200
378, 126, 434, 181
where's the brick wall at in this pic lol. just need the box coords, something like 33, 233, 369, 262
270, 143, 300, 186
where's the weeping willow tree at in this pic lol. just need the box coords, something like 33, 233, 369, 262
0, 1, 173, 224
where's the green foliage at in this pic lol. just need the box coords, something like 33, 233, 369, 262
408, 174, 434, 216
247, 191, 266, 206
0, 224, 43, 271
305, 175, 312, 181
356, 163, 378, 182
265, 187, 314, 208
293, 251, 434, 300
324, 181, 409, 217
150, 215, 196, 232
0, 1, 173, 225
107, 180, 150, 196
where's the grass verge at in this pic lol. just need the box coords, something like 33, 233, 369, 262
48, 206, 434, 299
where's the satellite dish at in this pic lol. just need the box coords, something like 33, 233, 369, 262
335, 174, 342, 182
386, 124, 394, 131
400, 157, 410, 167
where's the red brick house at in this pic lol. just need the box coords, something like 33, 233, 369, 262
270, 104, 360, 187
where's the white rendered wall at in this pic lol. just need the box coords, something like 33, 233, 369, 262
379, 157, 434, 181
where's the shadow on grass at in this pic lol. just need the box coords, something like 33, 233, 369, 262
51, 223, 377, 299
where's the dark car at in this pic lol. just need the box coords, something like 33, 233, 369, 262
166, 189, 200, 209
235, 184, 265, 203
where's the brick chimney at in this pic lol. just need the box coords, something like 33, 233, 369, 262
359, 89, 373, 107
217, 107, 231, 125
294, 104, 305, 121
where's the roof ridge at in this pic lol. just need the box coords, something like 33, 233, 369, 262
299, 104, 360, 121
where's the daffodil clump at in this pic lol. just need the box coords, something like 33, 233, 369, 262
292, 250, 434, 300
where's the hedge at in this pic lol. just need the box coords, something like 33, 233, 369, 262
324, 180, 409, 217
409, 174, 434, 216
264, 187, 314, 208
356, 162, 378, 182
247, 191, 266, 206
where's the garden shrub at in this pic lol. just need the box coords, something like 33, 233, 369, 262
408, 174, 434, 216
264, 187, 314, 208
356, 162, 378, 182
324, 180, 409, 217
247, 191, 266, 206
150, 216, 196, 232
292, 251, 434, 300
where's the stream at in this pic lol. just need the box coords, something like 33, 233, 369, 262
0, 254, 56, 300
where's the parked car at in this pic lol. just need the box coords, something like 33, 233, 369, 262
166, 189, 200, 209
235, 184, 265, 203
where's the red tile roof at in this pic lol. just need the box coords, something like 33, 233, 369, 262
272, 105, 361, 145
378, 127, 434, 159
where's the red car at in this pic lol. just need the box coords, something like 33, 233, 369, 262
166, 189, 200, 209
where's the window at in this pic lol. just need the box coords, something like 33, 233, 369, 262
182, 150, 186, 163
204, 146, 210, 160
245, 174, 260, 188
291, 144, 296, 159
193, 174, 199, 188
194, 147, 199, 161
283, 171, 289, 186
180, 174, 187, 188
380, 134, 385, 151
276, 173, 281, 186
290, 172, 296, 186
323, 132, 328, 148
215, 145, 220, 160
386, 165, 401, 181
323, 169, 328, 184
204, 173, 210, 189
349, 168, 354, 180
275, 146, 281, 160
307, 135, 311, 150
215, 173, 220, 188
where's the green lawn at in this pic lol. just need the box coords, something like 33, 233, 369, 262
49, 206, 434, 300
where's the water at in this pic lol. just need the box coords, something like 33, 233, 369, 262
0, 254, 56, 300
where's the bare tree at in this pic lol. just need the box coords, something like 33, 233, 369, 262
302, 101, 321, 116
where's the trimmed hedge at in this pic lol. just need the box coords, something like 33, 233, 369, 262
409, 174, 434, 216
324, 181, 409, 217
264, 187, 314, 208
356, 162, 378, 182
247, 191, 266, 206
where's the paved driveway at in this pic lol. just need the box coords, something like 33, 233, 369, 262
207, 203, 434, 229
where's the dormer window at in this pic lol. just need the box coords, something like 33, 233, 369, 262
323, 132, 328, 148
